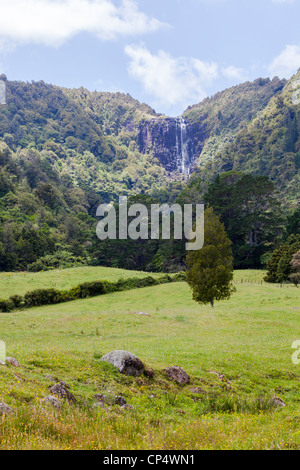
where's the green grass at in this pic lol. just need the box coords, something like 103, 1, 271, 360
0, 267, 265, 300
0, 267, 299, 450
0, 266, 163, 299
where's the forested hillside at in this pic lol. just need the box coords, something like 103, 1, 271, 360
183, 76, 286, 164
198, 72, 300, 204
0, 76, 172, 200
0, 72, 299, 273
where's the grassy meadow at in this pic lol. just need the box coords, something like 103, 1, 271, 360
0, 267, 299, 450
0, 266, 164, 299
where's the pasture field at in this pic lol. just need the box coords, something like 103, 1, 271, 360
0, 268, 299, 450
0, 266, 164, 299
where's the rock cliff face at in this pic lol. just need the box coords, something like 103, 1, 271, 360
137, 77, 288, 178
138, 117, 196, 176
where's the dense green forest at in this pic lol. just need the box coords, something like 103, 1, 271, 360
197, 76, 300, 204
183, 76, 287, 164
0, 72, 299, 277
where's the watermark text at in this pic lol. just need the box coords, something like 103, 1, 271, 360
0, 340, 6, 363
0, 80, 6, 105
96, 197, 204, 251
292, 340, 300, 365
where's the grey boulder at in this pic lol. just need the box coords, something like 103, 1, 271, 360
101, 350, 144, 377
0, 403, 13, 415
43, 396, 62, 410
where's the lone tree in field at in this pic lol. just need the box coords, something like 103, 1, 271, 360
186, 206, 235, 308
289, 250, 300, 287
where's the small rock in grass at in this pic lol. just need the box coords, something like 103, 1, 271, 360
94, 394, 106, 403
6, 357, 21, 367
49, 383, 76, 403
271, 396, 286, 408
45, 375, 56, 383
144, 367, 155, 378
121, 404, 135, 411
115, 396, 127, 406
189, 387, 205, 394
93, 402, 106, 409
43, 396, 62, 410
134, 312, 151, 317
94, 394, 127, 407
45, 376, 70, 389
101, 350, 145, 377
93, 403, 111, 413
58, 380, 71, 389
0, 403, 13, 415
209, 371, 226, 380
165, 366, 190, 385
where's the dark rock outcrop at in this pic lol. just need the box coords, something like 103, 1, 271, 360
138, 117, 196, 175
49, 383, 76, 403
165, 366, 190, 384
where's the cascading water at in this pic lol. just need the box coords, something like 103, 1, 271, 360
138, 116, 195, 176
175, 117, 192, 176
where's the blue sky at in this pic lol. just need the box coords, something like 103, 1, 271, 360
0, 0, 300, 116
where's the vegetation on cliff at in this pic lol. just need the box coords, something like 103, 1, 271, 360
0, 73, 299, 274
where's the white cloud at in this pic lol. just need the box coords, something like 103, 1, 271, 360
221, 65, 247, 81
125, 44, 219, 112
268, 45, 300, 78
125, 44, 247, 113
0, 0, 165, 48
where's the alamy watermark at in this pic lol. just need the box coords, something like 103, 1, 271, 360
292, 341, 300, 365
96, 197, 204, 251
0, 80, 6, 105
0, 340, 5, 363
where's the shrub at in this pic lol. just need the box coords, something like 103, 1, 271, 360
0, 299, 15, 312
136, 276, 159, 288
75, 281, 113, 298
23, 289, 63, 307
157, 274, 172, 284
9, 295, 24, 309
114, 278, 133, 291
171, 272, 186, 282
115, 276, 158, 291
0, 272, 179, 312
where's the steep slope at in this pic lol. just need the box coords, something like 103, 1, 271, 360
136, 77, 286, 178
62, 87, 157, 136
0, 77, 106, 156
62, 88, 195, 177
200, 71, 300, 204
183, 76, 286, 164
0, 74, 298, 205
0, 73, 299, 273
0, 77, 171, 199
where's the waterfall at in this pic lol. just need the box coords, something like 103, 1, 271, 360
139, 116, 194, 176
175, 117, 191, 176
